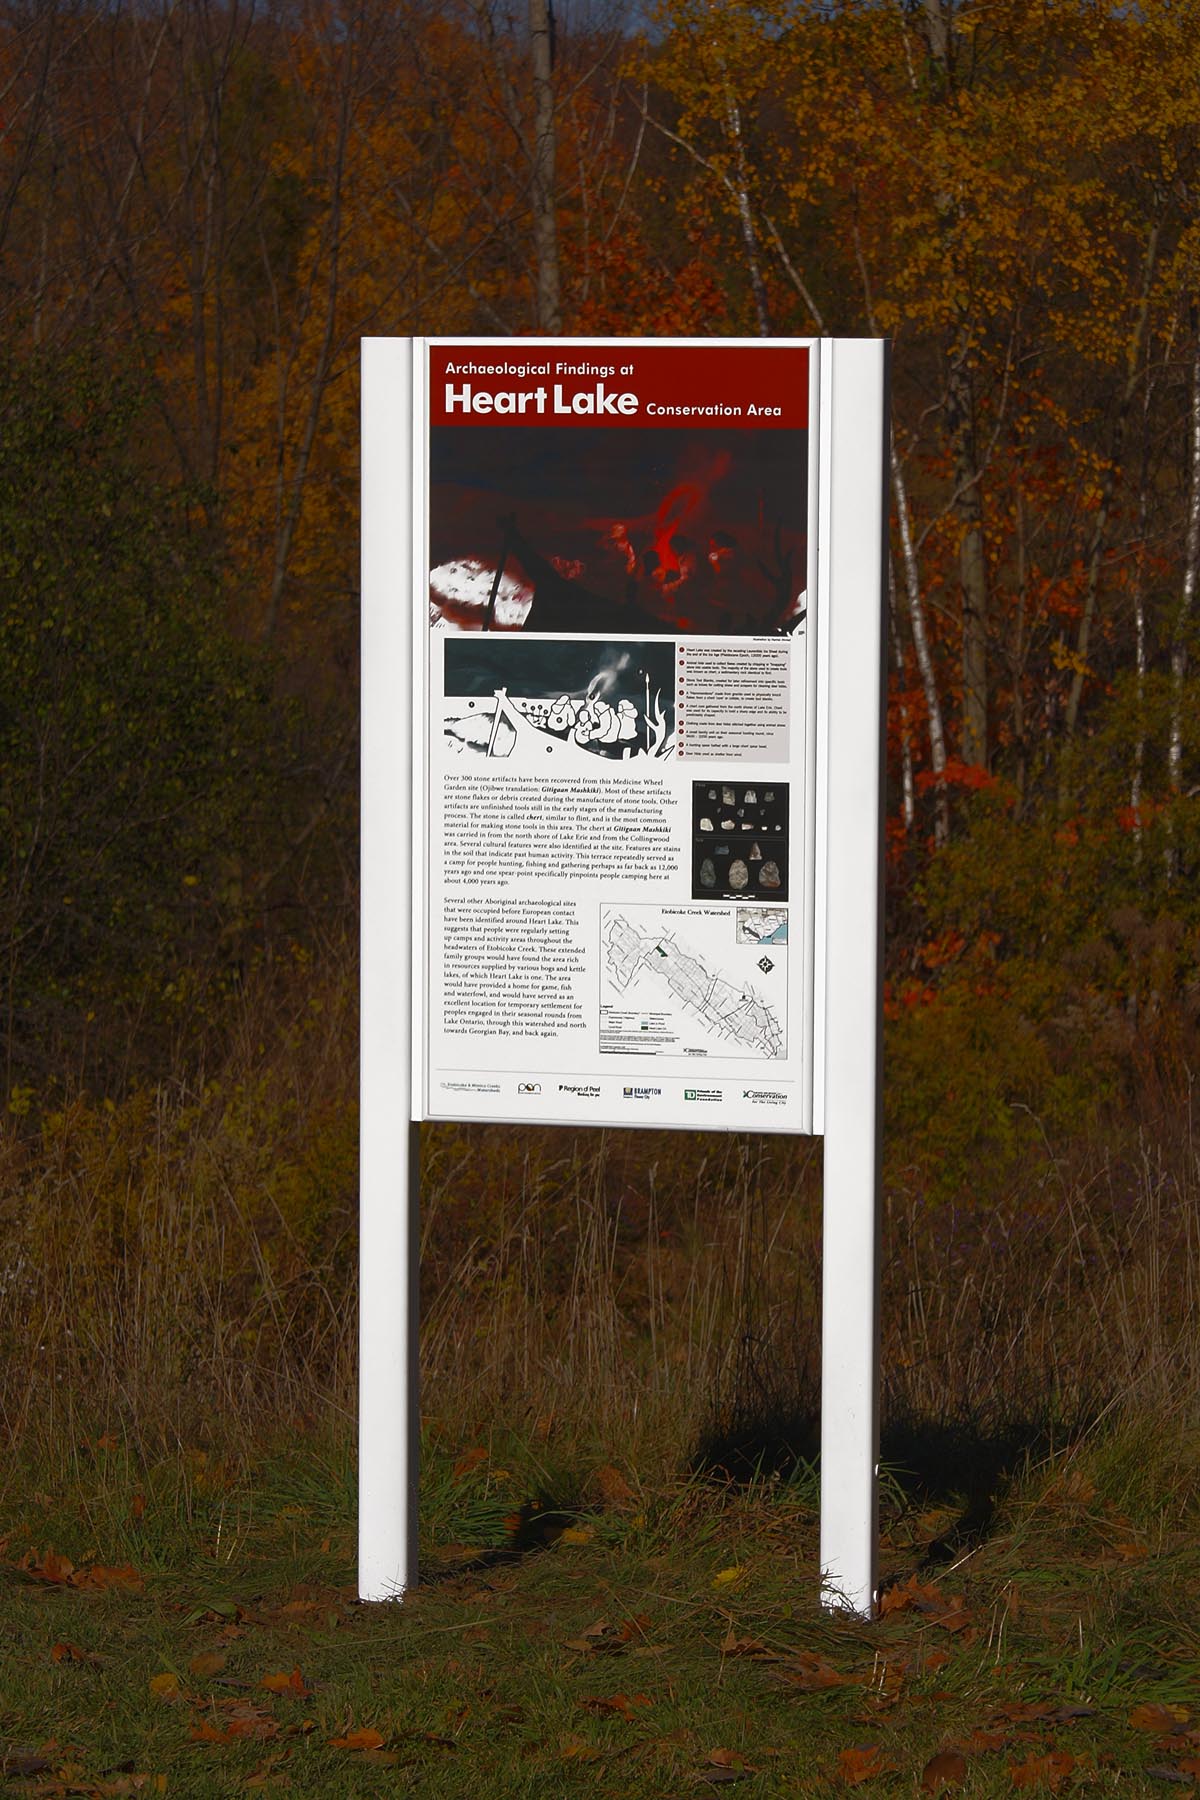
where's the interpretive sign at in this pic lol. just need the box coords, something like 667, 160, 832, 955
418, 341, 819, 1133
361, 335, 888, 1618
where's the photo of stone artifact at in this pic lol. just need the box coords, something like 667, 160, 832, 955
429, 424, 807, 637
443, 638, 675, 764
691, 780, 789, 900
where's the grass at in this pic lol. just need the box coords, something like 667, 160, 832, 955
4, 965, 1200, 1790
2, 1429, 1200, 1796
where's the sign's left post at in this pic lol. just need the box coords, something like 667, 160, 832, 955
359, 338, 420, 1601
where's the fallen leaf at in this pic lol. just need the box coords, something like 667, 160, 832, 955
559, 1734, 602, 1762
188, 1651, 228, 1679
261, 1667, 310, 1698
328, 1728, 385, 1751
149, 1672, 182, 1702
243, 1755, 292, 1789
453, 1447, 488, 1479
934, 1604, 973, 1633
219, 1702, 278, 1731
779, 1650, 853, 1692
712, 1566, 745, 1588
922, 1749, 968, 1791
191, 1718, 237, 1745
619, 1614, 653, 1643
880, 1574, 946, 1617
130, 1492, 147, 1522
51, 1640, 102, 1666
592, 1464, 636, 1508
838, 1743, 898, 1785
720, 1632, 782, 1661
19, 1548, 75, 1584
873, 1658, 907, 1703
992, 1704, 1058, 1725
1, 1749, 53, 1778
966, 1728, 1009, 1752
1132, 1705, 1191, 1734
1009, 1750, 1076, 1791
580, 1692, 653, 1722
564, 1619, 617, 1654
183, 1597, 241, 1625
73, 1562, 145, 1591
560, 1525, 595, 1545
1145, 1766, 1196, 1785
709, 1747, 755, 1771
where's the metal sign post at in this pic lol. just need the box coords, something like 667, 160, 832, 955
359, 335, 887, 1615
359, 337, 419, 1602
815, 340, 887, 1616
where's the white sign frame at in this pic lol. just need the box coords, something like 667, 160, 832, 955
360, 336, 887, 1616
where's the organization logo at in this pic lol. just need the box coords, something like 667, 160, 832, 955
742, 1088, 788, 1105
622, 1085, 662, 1100
517, 1082, 542, 1095
558, 1082, 601, 1098
684, 1087, 723, 1103
757, 955, 775, 974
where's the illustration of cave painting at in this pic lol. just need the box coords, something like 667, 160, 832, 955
443, 638, 675, 767
693, 779, 789, 901
428, 424, 808, 637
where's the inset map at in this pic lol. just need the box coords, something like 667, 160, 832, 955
737, 908, 788, 945
600, 906, 785, 1060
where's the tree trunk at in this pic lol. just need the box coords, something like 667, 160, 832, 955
947, 342, 988, 768
1063, 213, 1161, 745
528, 0, 561, 333
888, 553, 915, 832
891, 432, 949, 845
723, 87, 770, 337
1169, 316, 1200, 795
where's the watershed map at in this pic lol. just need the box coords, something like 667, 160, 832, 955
600, 906, 785, 1060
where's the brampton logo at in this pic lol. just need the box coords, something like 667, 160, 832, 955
684, 1087, 722, 1102
623, 1086, 662, 1099
517, 1082, 541, 1095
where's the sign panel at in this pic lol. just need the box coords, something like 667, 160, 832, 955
414, 338, 821, 1134
361, 334, 887, 1614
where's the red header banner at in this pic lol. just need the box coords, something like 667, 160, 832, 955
429, 343, 809, 430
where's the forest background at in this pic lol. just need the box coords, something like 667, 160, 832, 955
3, 0, 1200, 1544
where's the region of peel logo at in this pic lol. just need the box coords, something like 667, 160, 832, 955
623, 1085, 662, 1100
684, 1087, 722, 1102
517, 1082, 541, 1095
559, 1082, 600, 1098
742, 1088, 788, 1104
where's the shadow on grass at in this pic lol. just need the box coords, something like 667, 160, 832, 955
690, 1387, 1103, 1567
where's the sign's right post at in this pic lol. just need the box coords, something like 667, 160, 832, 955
816, 338, 889, 1618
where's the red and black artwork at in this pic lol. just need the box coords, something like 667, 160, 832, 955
428, 426, 807, 637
